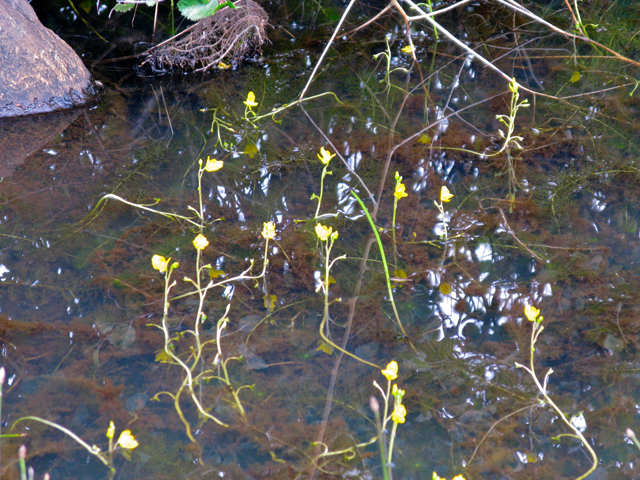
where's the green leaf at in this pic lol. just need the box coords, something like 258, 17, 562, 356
113, 3, 136, 12
79, 0, 93, 13
177, 0, 236, 21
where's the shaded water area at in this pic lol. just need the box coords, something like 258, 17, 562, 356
3, 1, 640, 479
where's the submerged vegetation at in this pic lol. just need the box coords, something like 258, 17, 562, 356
2, 0, 640, 478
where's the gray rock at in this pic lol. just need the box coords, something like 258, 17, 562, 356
0, 0, 97, 117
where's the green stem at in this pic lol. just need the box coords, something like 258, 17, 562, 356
314, 166, 329, 219
520, 322, 598, 480
373, 406, 389, 480
350, 191, 408, 338
392, 197, 399, 265
387, 422, 399, 478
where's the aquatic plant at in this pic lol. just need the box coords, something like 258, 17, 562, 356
515, 304, 598, 480
12, 416, 137, 480
434, 185, 454, 242
392, 171, 408, 263
350, 191, 409, 339
312, 147, 336, 219
370, 360, 407, 480
146, 164, 273, 442
2, 364, 138, 480
432, 473, 466, 480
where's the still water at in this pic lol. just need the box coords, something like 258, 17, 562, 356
2, 4, 640, 479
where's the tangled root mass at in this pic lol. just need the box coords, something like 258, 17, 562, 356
144, 0, 268, 72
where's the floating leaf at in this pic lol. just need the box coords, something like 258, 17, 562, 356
603, 334, 625, 353
238, 314, 261, 332
209, 268, 226, 279
393, 269, 408, 279
243, 143, 258, 158
439, 282, 453, 295
239, 344, 268, 370
155, 349, 172, 363
263, 294, 277, 312
570, 71, 581, 83
125, 392, 149, 412
113, 3, 136, 12
177, 0, 235, 21
79, 0, 92, 13
316, 341, 334, 355
417, 134, 431, 145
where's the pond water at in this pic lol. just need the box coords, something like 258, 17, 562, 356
2, 1, 640, 479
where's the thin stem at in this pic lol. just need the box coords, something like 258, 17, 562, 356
350, 191, 409, 339
392, 197, 399, 265
517, 321, 598, 480
314, 166, 328, 219
387, 422, 399, 478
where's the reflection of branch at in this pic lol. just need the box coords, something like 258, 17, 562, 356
497, 206, 547, 263
494, 0, 640, 67
299, 0, 357, 101
403, 0, 640, 102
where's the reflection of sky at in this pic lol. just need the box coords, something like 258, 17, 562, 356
425, 233, 553, 343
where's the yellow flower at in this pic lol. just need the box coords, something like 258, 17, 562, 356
440, 186, 454, 203
262, 221, 276, 240
391, 403, 406, 424
193, 234, 209, 251
401, 45, 414, 54
452, 476, 467, 480
524, 304, 540, 322
218, 61, 231, 70
116, 430, 139, 450
317, 146, 336, 165
106, 421, 115, 440
394, 182, 408, 200
152, 255, 170, 273
244, 91, 258, 109
204, 157, 224, 172
315, 223, 333, 241
432, 473, 445, 480
381, 361, 398, 381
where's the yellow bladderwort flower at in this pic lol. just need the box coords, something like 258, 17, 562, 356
401, 45, 414, 54
218, 61, 231, 70
262, 221, 276, 240
392, 403, 406, 424
315, 223, 333, 241
524, 304, 541, 322
152, 255, 170, 273
318, 146, 336, 165
394, 182, 408, 200
204, 156, 224, 172
244, 91, 258, 109
193, 234, 209, 251
381, 360, 398, 381
440, 186, 454, 203
433, 474, 466, 480
106, 421, 116, 440
117, 430, 139, 449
